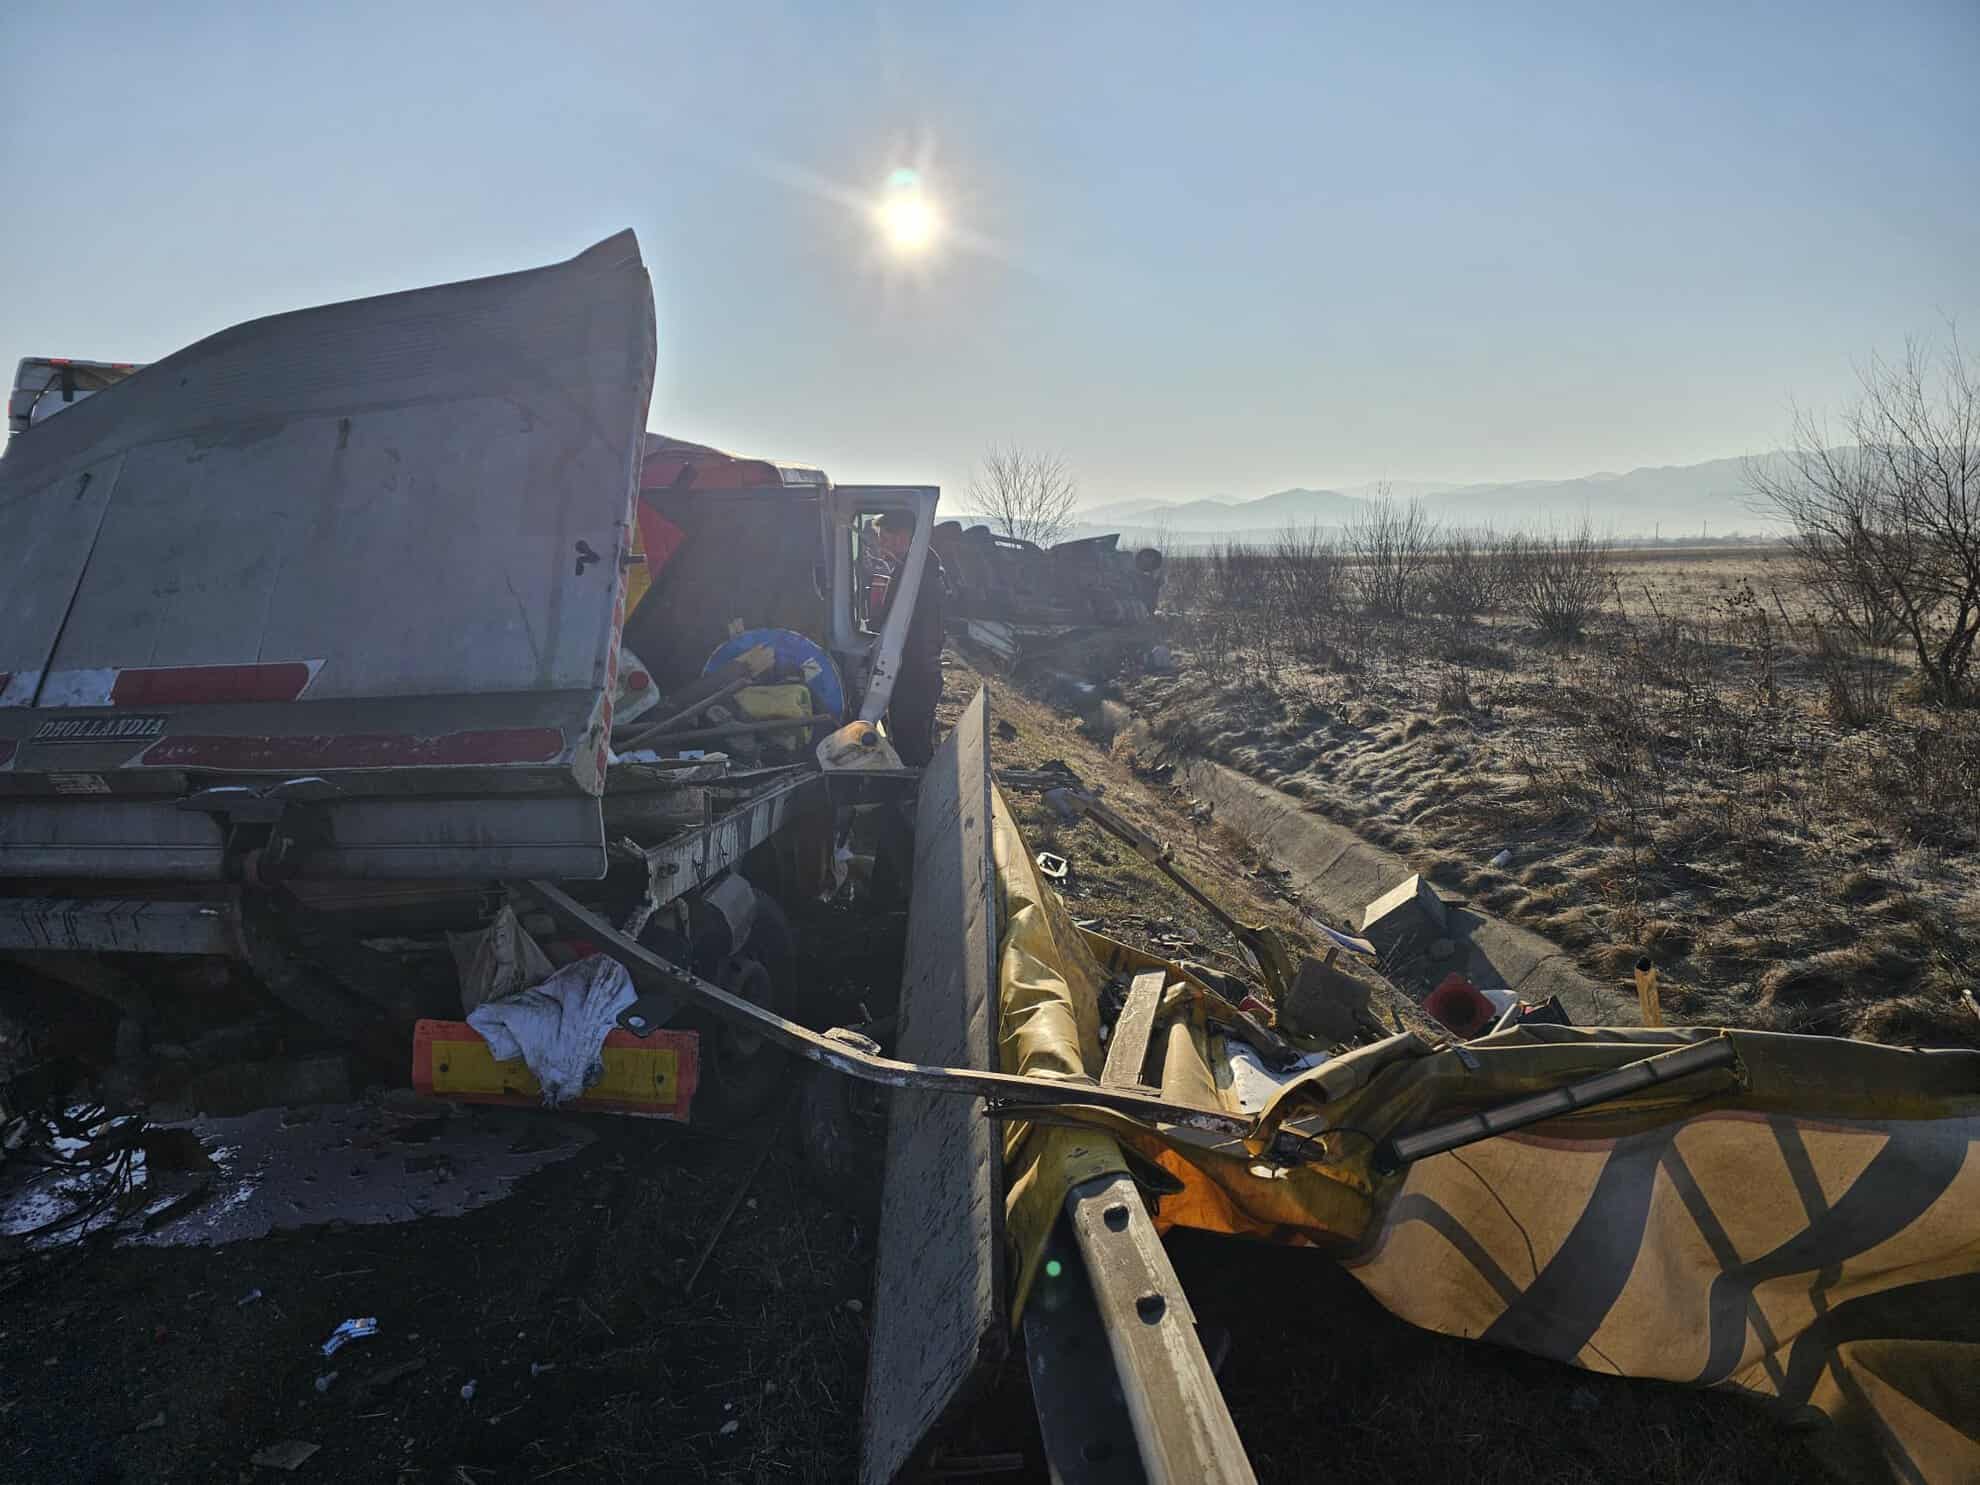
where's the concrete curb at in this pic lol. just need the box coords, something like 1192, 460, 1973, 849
1176, 756, 1638, 1027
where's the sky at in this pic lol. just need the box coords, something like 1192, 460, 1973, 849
4, 1, 1976, 511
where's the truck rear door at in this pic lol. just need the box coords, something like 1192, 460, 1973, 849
0, 232, 656, 879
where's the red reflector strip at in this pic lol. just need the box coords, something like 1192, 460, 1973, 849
109, 661, 320, 706
140, 728, 565, 770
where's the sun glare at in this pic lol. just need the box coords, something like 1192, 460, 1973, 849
875, 170, 942, 257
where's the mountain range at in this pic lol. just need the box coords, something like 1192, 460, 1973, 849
1052, 455, 1786, 544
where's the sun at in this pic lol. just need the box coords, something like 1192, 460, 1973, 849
874, 170, 943, 257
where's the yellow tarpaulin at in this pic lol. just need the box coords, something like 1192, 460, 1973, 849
986, 783, 1980, 1481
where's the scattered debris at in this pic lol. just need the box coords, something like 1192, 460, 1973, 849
180, 1055, 352, 1117
683, 1100, 792, 1295
1034, 851, 1070, 882
135, 1410, 166, 1432
720, 1420, 741, 1437
1424, 973, 1496, 1037
1281, 956, 1378, 1045
1489, 848, 1514, 868
924, 1449, 1028, 1478
449, 906, 554, 1015
249, 1440, 321, 1471
313, 1372, 338, 1394
321, 1317, 379, 1357
1633, 958, 1664, 1028
1359, 873, 1448, 960
237, 1287, 264, 1308
817, 718, 904, 771
460, 1379, 478, 1402
354, 1357, 427, 1397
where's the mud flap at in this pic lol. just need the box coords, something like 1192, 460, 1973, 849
860, 688, 1005, 1484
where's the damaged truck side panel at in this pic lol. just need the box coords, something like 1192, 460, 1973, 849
0, 231, 657, 847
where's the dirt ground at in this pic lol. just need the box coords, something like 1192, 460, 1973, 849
1140, 543, 1980, 1051
1, 644, 1832, 1484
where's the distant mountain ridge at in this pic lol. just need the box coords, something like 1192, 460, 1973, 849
1063, 454, 1781, 541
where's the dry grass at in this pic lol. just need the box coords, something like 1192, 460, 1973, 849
1137, 542, 1980, 1050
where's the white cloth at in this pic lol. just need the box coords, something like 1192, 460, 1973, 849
466, 955, 636, 1107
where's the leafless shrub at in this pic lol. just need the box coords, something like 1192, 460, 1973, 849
1718, 581, 1782, 712
971, 443, 1079, 546
1425, 528, 1516, 621
1811, 626, 1895, 727
1270, 523, 1339, 658
1206, 540, 1272, 613
1345, 492, 1439, 616
1434, 666, 1473, 713
1160, 543, 1204, 612
1748, 330, 1980, 704
1860, 714, 1980, 846
1519, 521, 1612, 639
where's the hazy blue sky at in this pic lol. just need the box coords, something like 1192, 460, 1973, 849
4, 2, 1975, 508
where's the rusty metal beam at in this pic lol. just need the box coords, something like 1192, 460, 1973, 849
0, 893, 241, 955
528, 877, 1270, 1146
638, 769, 820, 909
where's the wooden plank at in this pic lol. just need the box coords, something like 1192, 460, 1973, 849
860, 688, 1004, 1485
1102, 970, 1167, 1089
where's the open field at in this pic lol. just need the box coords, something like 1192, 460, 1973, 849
1137, 540, 1980, 1051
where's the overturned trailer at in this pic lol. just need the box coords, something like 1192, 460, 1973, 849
3, 235, 1977, 1485
933, 521, 1163, 627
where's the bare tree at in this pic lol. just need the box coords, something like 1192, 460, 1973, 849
1520, 521, 1611, 639
1425, 526, 1517, 622
1344, 490, 1438, 616
1270, 522, 1340, 657
1749, 333, 1980, 703
971, 444, 1079, 546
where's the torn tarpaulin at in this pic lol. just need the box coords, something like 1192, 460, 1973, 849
466, 956, 636, 1107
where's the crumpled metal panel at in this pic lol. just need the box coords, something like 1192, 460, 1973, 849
0, 232, 655, 794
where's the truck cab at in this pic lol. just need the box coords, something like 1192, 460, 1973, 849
621, 433, 939, 745
7, 357, 146, 441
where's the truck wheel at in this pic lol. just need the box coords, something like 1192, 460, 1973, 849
796, 1065, 886, 1214
681, 892, 795, 1125
237, 892, 427, 1070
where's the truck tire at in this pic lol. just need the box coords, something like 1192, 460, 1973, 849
677, 892, 796, 1126
238, 893, 410, 1070
796, 1064, 886, 1215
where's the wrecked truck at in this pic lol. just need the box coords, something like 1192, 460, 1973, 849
932, 522, 1163, 627
0, 231, 941, 1120
3, 231, 1978, 1485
